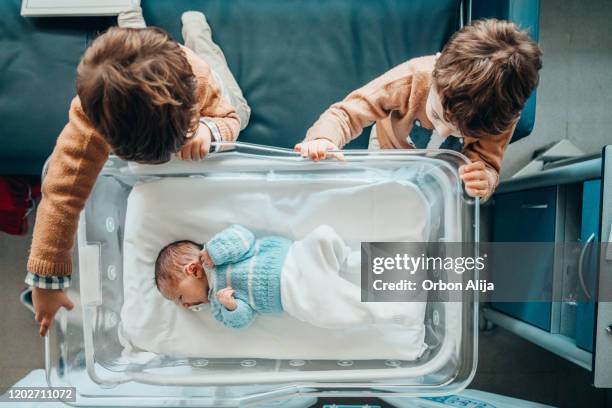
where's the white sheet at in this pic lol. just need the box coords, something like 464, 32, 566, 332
120, 173, 430, 361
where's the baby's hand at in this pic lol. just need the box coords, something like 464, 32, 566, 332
459, 161, 492, 198
177, 122, 212, 161
216, 287, 237, 311
199, 249, 214, 269
294, 139, 345, 162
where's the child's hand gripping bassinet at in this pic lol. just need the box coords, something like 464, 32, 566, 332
46, 142, 479, 406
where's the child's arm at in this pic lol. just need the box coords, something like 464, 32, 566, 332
462, 123, 515, 200
181, 46, 241, 142
29, 100, 110, 276
212, 288, 256, 329
205, 224, 255, 265
28, 98, 110, 336
297, 61, 415, 159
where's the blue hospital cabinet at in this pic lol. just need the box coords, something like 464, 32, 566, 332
575, 179, 601, 352
491, 186, 557, 330
484, 148, 612, 389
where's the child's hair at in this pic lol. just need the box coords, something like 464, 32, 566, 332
154, 240, 203, 293
76, 27, 200, 163
433, 19, 543, 138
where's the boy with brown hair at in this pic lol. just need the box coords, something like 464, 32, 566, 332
27, 10, 250, 336
295, 19, 542, 199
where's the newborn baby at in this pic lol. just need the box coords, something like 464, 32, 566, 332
155, 224, 420, 329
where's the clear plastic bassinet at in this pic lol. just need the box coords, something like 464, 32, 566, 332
45, 142, 479, 407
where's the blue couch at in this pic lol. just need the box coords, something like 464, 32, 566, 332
0, 0, 539, 175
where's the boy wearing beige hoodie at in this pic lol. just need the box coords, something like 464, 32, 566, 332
296, 19, 542, 200
27, 11, 250, 337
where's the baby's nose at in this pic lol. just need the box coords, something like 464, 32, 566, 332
181, 302, 193, 309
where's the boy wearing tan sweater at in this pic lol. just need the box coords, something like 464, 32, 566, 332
295, 19, 542, 200
27, 11, 250, 336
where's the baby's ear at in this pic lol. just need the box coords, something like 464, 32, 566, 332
185, 261, 203, 278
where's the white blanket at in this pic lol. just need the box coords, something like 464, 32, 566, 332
120, 173, 430, 361
281, 225, 427, 329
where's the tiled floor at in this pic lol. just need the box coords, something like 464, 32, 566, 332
0, 213, 44, 393
473, 324, 611, 407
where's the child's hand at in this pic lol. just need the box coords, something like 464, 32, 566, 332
294, 139, 345, 162
199, 249, 214, 269
216, 287, 237, 311
177, 123, 212, 161
459, 161, 492, 198
32, 288, 74, 337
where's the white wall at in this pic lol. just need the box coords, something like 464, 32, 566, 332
501, 0, 612, 179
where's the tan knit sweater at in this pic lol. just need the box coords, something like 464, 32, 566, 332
306, 55, 515, 193
28, 46, 240, 277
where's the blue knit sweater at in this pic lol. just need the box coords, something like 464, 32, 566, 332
206, 224, 291, 329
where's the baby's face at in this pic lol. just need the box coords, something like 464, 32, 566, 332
163, 260, 209, 309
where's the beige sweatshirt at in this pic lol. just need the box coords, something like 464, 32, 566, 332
305, 55, 515, 193
28, 46, 240, 277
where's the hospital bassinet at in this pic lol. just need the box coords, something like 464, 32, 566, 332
46, 143, 479, 406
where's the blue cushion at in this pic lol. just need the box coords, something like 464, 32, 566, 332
0, 0, 113, 175
142, 0, 461, 150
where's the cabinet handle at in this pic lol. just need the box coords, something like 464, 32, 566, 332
578, 232, 596, 300
520, 204, 549, 209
